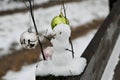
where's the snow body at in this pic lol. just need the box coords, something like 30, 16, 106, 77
36, 24, 87, 76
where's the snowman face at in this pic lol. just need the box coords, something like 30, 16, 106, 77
51, 24, 71, 49
53, 29, 64, 41
20, 31, 38, 49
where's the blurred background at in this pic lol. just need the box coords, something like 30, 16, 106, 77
0, 0, 110, 80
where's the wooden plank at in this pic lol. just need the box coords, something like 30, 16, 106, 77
113, 60, 120, 80
80, 0, 120, 79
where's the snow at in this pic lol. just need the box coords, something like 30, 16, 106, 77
35, 58, 86, 76
101, 34, 120, 80
51, 24, 71, 51
0, 0, 108, 56
73, 30, 97, 57
2, 64, 36, 80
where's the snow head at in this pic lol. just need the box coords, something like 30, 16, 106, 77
51, 24, 71, 51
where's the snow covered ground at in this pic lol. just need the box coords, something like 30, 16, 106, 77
2, 64, 37, 80
0, 0, 49, 11
0, 0, 108, 56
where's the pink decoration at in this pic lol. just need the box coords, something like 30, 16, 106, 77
43, 47, 53, 60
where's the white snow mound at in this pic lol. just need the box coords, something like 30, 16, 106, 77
35, 57, 87, 76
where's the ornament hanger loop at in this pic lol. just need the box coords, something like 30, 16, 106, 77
59, 0, 66, 17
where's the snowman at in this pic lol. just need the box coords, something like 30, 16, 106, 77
35, 14, 87, 76
36, 23, 87, 76
41, 13, 71, 61
41, 23, 72, 64
51, 23, 72, 66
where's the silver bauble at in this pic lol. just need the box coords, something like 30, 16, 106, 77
20, 31, 38, 49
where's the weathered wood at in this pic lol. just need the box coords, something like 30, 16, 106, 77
113, 57, 120, 80
36, 0, 120, 80
109, 0, 117, 11
80, 0, 120, 79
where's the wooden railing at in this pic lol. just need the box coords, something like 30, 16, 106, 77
79, 0, 120, 79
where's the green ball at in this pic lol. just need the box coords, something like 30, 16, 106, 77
51, 14, 69, 29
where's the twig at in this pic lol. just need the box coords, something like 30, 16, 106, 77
65, 48, 74, 53
69, 37, 74, 58
44, 36, 51, 41
28, 0, 46, 60
23, 0, 29, 11
62, 0, 67, 18
62, 0, 74, 58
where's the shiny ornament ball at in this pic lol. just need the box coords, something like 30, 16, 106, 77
20, 31, 38, 49
51, 13, 69, 29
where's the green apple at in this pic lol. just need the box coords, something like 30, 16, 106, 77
51, 13, 69, 29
